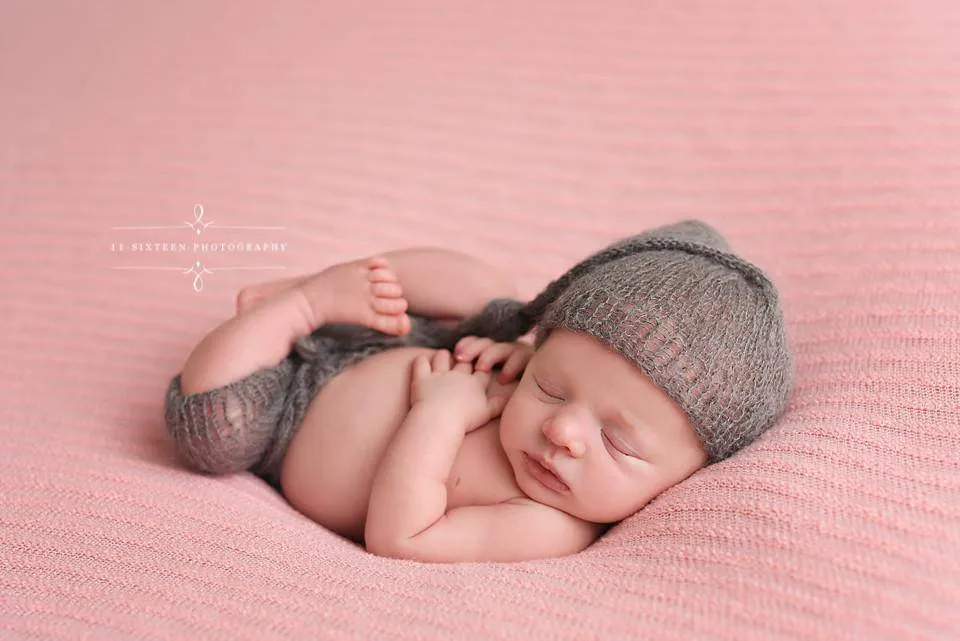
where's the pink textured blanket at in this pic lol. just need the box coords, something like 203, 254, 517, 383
2, 1, 958, 639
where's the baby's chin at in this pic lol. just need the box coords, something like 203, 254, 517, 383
563, 502, 620, 524
558, 494, 646, 524
510, 469, 617, 523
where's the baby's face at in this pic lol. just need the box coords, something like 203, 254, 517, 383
498, 329, 708, 523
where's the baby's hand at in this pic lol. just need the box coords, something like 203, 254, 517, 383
410, 349, 508, 433
453, 336, 535, 384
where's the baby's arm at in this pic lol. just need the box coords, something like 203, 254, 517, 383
364, 350, 506, 557
365, 347, 600, 563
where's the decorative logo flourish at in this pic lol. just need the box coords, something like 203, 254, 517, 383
183, 260, 214, 291
186, 204, 215, 236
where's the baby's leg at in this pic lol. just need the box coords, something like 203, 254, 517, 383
237, 247, 517, 322
166, 257, 409, 476
386, 247, 518, 320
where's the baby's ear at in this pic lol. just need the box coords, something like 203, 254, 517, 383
532, 326, 551, 349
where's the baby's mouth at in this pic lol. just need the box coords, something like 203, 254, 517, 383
522, 452, 570, 493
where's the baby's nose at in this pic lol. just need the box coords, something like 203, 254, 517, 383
542, 406, 591, 458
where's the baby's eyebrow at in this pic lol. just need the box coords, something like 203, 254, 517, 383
609, 408, 644, 437
612, 408, 659, 449
612, 407, 642, 430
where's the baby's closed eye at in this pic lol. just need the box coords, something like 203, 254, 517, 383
600, 427, 641, 458
533, 377, 564, 402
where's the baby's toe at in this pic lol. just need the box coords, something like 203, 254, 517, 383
363, 255, 390, 270
372, 296, 409, 316
373, 313, 412, 336
368, 266, 399, 284
395, 313, 412, 335
371, 281, 403, 298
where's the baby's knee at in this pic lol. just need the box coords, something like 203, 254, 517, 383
164, 373, 285, 476
235, 287, 257, 316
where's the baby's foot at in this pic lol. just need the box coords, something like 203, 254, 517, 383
295, 256, 411, 336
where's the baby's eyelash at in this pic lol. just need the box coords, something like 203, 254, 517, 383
534, 379, 563, 400
602, 428, 637, 459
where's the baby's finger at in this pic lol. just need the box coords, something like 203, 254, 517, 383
454, 336, 493, 362
454, 335, 479, 354
432, 349, 452, 372
475, 343, 514, 371
412, 354, 431, 380
452, 359, 474, 373
471, 368, 494, 387
498, 348, 531, 382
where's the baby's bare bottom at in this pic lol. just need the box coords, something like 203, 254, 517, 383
280, 345, 436, 541
166, 247, 516, 483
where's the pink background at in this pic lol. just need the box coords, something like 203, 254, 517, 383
2, 1, 959, 639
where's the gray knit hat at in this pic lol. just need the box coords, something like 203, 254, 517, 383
462, 220, 793, 462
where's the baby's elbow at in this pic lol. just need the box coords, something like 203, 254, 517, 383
365, 534, 414, 561
364, 528, 443, 563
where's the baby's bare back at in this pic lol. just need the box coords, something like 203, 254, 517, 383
279, 345, 523, 543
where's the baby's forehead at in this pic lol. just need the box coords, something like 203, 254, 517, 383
535, 328, 637, 369
534, 331, 643, 388
532, 329, 688, 419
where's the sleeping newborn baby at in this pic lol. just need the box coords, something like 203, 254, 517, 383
164, 220, 793, 563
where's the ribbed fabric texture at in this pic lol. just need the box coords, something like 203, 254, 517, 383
2, 2, 959, 640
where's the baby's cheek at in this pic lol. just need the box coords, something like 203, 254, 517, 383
497, 392, 527, 441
